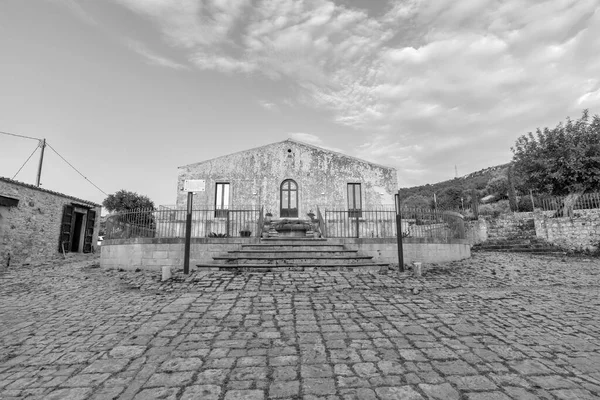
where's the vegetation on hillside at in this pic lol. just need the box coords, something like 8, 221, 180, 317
400, 109, 600, 216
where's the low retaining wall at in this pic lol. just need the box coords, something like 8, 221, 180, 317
534, 209, 600, 252
100, 237, 471, 271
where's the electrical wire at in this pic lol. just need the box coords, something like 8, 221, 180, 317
0, 130, 41, 141
46, 142, 108, 196
12, 143, 40, 179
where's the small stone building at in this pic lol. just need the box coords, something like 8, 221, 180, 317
0, 177, 101, 266
176, 139, 398, 216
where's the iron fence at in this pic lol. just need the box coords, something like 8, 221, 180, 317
323, 207, 465, 239
533, 192, 600, 211
105, 208, 261, 239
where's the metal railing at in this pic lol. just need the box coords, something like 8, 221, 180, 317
105, 208, 261, 239
323, 207, 465, 239
534, 192, 600, 211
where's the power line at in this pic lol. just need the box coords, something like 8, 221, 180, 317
46, 142, 108, 196
12, 143, 41, 179
0, 130, 41, 141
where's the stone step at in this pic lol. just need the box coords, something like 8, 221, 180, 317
260, 238, 328, 243
215, 256, 374, 265
472, 247, 563, 254
196, 263, 388, 272
228, 250, 358, 258
242, 244, 345, 251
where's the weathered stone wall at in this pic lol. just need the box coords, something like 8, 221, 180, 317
0, 179, 100, 266
176, 139, 398, 217
534, 209, 600, 252
100, 237, 471, 271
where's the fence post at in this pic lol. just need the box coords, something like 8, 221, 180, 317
184, 192, 193, 275
355, 210, 359, 238
529, 189, 535, 211
395, 192, 405, 273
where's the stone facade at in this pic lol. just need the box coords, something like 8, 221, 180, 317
0, 177, 101, 266
535, 209, 600, 252
176, 139, 398, 216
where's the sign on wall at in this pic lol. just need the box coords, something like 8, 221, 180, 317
184, 179, 206, 192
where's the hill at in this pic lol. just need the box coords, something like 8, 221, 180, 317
399, 163, 510, 200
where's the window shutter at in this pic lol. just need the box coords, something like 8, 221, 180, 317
83, 209, 97, 253
59, 204, 75, 253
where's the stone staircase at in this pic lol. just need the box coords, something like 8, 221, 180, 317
472, 217, 563, 255
197, 237, 389, 272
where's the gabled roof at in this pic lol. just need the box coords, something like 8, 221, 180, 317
178, 139, 396, 171
0, 177, 101, 207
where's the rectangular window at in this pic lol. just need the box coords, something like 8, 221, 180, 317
215, 183, 230, 218
347, 183, 362, 218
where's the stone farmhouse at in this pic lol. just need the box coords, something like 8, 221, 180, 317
101, 140, 469, 271
176, 139, 398, 217
0, 177, 101, 266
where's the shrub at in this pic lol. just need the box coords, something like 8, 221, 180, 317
478, 200, 511, 217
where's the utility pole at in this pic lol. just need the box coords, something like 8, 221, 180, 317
36, 139, 46, 187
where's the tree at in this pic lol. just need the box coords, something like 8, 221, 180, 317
512, 110, 600, 196
103, 190, 155, 213
402, 194, 431, 209
436, 187, 464, 210
507, 164, 518, 211
484, 174, 509, 199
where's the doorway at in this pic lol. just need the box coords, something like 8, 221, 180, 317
280, 179, 298, 218
71, 212, 85, 252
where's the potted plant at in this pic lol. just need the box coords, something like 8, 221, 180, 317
240, 225, 252, 237
264, 211, 273, 224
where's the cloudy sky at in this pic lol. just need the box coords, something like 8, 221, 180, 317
1, 0, 599, 207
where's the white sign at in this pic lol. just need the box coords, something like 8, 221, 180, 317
184, 179, 205, 192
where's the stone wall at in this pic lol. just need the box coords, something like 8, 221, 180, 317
0, 179, 101, 266
465, 218, 488, 244
100, 237, 471, 271
176, 139, 398, 217
534, 209, 600, 252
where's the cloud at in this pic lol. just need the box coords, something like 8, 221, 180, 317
51, 0, 98, 26
106, 0, 600, 184
126, 39, 189, 70
289, 132, 322, 145
258, 100, 278, 111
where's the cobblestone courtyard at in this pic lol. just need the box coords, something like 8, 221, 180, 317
1, 252, 599, 400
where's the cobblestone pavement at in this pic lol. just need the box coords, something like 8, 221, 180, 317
1, 252, 599, 399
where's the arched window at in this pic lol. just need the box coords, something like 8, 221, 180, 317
280, 179, 298, 218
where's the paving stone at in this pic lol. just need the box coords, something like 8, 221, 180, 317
551, 388, 597, 399
81, 359, 129, 374
302, 363, 334, 378
448, 375, 498, 390
465, 392, 511, 400
502, 386, 540, 400
108, 346, 146, 359
269, 380, 299, 398
132, 387, 179, 400
158, 357, 203, 371
224, 389, 264, 400
303, 378, 337, 395
43, 387, 94, 400
144, 371, 194, 387
418, 382, 460, 400
375, 386, 424, 399
181, 384, 221, 400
